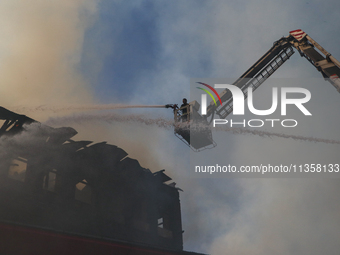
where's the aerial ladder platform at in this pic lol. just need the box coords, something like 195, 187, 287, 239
172, 29, 340, 151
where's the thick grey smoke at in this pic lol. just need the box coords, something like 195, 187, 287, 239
209, 178, 340, 255
2, 2, 340, 255
0, 1, 98, 121
0, 0, 170, 182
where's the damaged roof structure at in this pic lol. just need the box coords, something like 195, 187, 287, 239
0, 107, 199, 254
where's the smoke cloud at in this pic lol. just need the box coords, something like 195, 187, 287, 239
0, 1, 97, 120
0, 1, 175, 175
2, 2, 340, 255
209, 178, 340, 255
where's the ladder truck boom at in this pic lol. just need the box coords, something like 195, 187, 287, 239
171, 29, 340, 152
207, 29, 340, 119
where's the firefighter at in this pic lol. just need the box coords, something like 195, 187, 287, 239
180, 98, 189, 122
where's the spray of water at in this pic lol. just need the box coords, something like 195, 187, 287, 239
44, 113, 174, 129
44, 113, 340, 145
13, 104, 167, 113
214, 126, 340, 145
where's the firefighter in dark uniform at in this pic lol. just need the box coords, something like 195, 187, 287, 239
180, 98, 189, 122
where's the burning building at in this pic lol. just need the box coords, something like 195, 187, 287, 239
0, 107, 203, 255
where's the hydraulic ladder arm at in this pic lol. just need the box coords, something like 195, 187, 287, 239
172, 29, 340, 151
206, 29, 340, 120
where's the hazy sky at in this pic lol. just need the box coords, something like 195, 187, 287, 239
1, 1, 340, 254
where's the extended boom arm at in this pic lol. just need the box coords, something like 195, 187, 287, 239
206, 29, 340, 119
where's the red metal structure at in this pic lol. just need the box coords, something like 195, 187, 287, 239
0, 222, 202, 255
